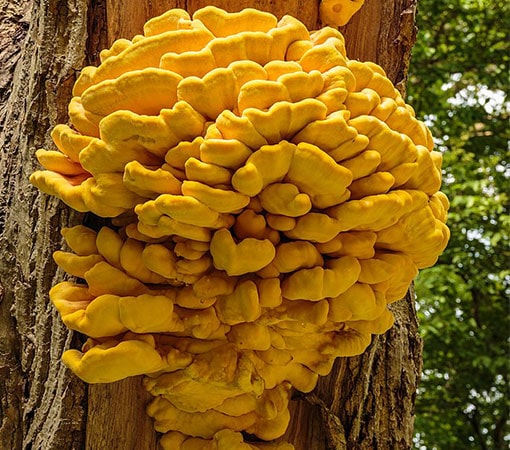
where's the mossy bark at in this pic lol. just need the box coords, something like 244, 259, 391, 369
0, 1, 421, 449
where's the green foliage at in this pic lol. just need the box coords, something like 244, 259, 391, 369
407, 0, 509, 448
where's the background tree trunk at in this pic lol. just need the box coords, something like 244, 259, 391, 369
0, 1, 422, 449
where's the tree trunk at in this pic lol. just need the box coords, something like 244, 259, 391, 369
0, 1, 422, 449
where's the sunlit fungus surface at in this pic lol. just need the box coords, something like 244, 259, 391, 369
30, 6, 449, 448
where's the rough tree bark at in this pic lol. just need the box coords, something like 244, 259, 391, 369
0, 1, 422, 449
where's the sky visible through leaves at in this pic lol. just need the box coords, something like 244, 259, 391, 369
407, 1, 509, 449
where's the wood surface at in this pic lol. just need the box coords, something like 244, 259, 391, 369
0, 1, 422, 449
1, 2, 90, 449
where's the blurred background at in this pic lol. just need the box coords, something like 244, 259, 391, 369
406, 0, 509, 448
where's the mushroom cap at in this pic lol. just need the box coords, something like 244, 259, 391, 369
319, 0, 366, 27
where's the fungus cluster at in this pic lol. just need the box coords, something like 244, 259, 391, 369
31, 6, 449, 448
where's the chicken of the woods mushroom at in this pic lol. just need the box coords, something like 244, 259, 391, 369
30, 6, 449, 449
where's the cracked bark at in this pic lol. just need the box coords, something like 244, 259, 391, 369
0, 2, 88, 449
0, 1, 422, 449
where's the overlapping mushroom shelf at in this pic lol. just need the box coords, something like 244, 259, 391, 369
30, 6, 449, 449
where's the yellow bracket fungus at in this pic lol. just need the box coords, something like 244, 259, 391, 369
31, 6, 449, 448
320, 0, 366, 27
210, 228, 276, 276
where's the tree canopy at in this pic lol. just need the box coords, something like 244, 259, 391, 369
407, 0, 509, 448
